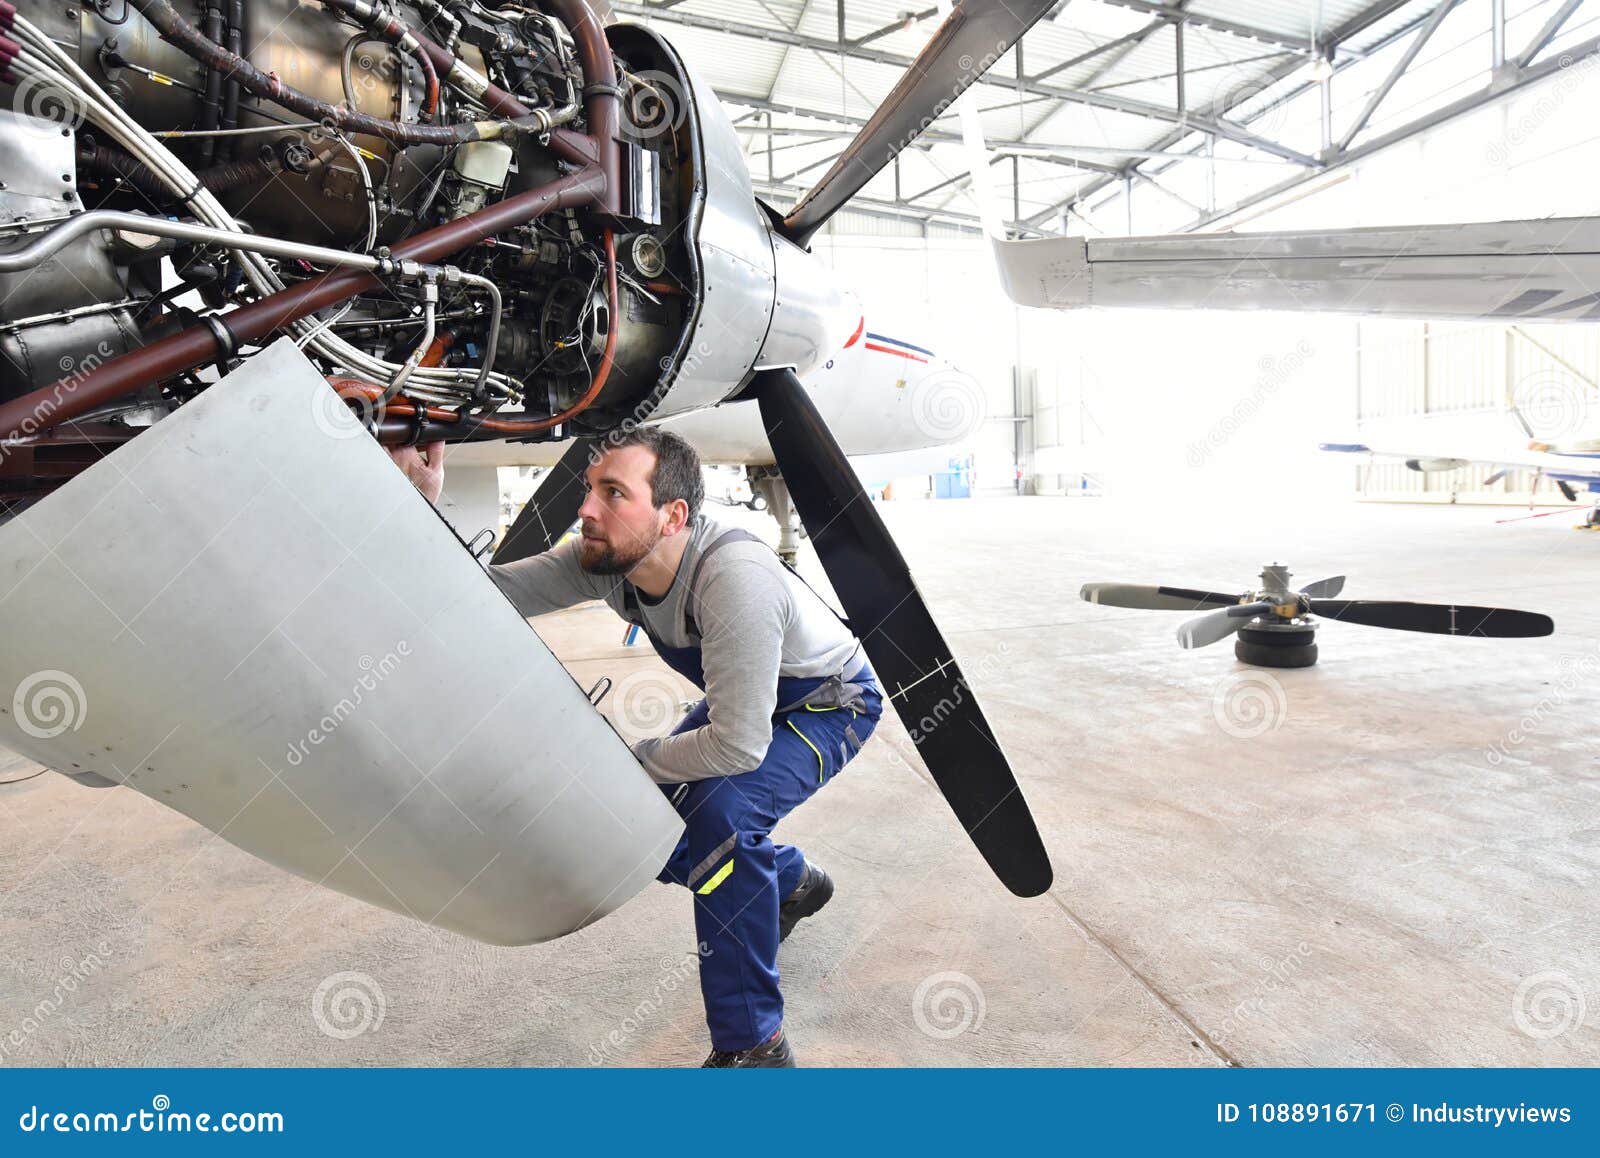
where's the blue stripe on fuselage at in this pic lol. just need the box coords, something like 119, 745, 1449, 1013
865, 332, 935, 358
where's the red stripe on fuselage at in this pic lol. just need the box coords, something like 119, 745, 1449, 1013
864, 342, 928, 363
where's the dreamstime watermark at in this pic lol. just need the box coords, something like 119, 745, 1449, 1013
608, 669, 689, 744
1206, 67, 1294, 140
622, 71, 690, 141
310, 971, 386, 1039
310, 379, 385, 441
9, 72, 90, 140
283, 643, 411, 767
1211, 671, 1287, 739
587, 942, 712, 1065
12, 670, 87, 740
885, 37, 1012, 164
912, 971, 986, 1040
1189, 341, 1315, 466
1512, 970, 1586, 1040
1192, 941, 1315, 1048
1487, 53, 1600, 167
1, 342, 119, 467
879, 641, 1011, 773
1483, 643, 1600, 765
910, 368, 986, 442
0, 943, 114, 1064
1513, 368, 1594, 442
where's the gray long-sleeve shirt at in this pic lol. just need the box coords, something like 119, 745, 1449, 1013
486, 514, 865, 784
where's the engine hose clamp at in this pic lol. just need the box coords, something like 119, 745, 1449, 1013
201, 314, 237, 361
582, 82, 622, 99
404, 398, 427, 446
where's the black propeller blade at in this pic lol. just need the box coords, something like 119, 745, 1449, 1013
491, 436, 598, 565
779, 0, 1058, 247
1309, 600, 1553, 638
755, 368, 1051, 897
1080, 582, 1243, 611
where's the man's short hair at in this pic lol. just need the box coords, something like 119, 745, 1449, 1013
604, 426, 704, 523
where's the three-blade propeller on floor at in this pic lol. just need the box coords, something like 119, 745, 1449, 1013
1082, 565, 1552, 670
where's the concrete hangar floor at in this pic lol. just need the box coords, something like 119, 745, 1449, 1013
0, 495, 1594, 1066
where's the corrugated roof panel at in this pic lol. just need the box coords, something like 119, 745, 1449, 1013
1015, 99, 1174, 152
620, 0, 1526, 233
1187, 0, 1382, 41
658, 22, 790, 95
660, 0, 808, 32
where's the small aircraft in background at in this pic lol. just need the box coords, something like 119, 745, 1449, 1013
1320, 435, 1600, 529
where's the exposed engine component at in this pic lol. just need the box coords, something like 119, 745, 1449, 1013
0, 0, 702, 509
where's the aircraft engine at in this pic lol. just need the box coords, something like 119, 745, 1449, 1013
0, 1, 790, 509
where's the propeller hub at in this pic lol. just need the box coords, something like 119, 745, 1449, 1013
1259, 562, 1293, 597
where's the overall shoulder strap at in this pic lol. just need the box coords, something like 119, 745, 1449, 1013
682, 526, 856, 641
774, 555, 852, 633
682, 528, 765, 638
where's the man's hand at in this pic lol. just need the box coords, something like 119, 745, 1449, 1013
387, 440, 445, 505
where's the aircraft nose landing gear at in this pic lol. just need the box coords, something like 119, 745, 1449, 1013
749, 467, 804, 565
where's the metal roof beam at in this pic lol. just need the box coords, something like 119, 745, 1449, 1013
1335, 0, 1460, 153
1020, 46, 1315, 227
1515, 0, 1583, 68
611, 1, 1320, 165
846, 5, 939, 49
1095, 0, 1320, 54
730, 116, 1132, 171
1042, 2, 1436, 228
750, 179, 1058, 235
1186, 32, 1600, 231
1325, 0, 1417, 48
1088, 46, 1291, 92
1031, 17, 1164, 82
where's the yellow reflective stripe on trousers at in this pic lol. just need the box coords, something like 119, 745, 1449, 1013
787, 718, 827, 784
697, 858, 734, 895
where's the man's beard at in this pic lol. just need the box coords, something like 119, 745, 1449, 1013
578, 523, 659, 575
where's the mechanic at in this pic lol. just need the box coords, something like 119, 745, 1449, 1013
389, 428, 882, 1067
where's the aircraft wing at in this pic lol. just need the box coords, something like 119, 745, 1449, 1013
994, 218, 1600, 322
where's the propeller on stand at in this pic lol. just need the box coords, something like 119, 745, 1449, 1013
1082, 564, 1551, 668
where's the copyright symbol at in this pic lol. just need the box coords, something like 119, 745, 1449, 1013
1386, 1103, 1404, 1122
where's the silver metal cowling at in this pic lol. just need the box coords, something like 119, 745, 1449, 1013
0, 339, 684, 944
